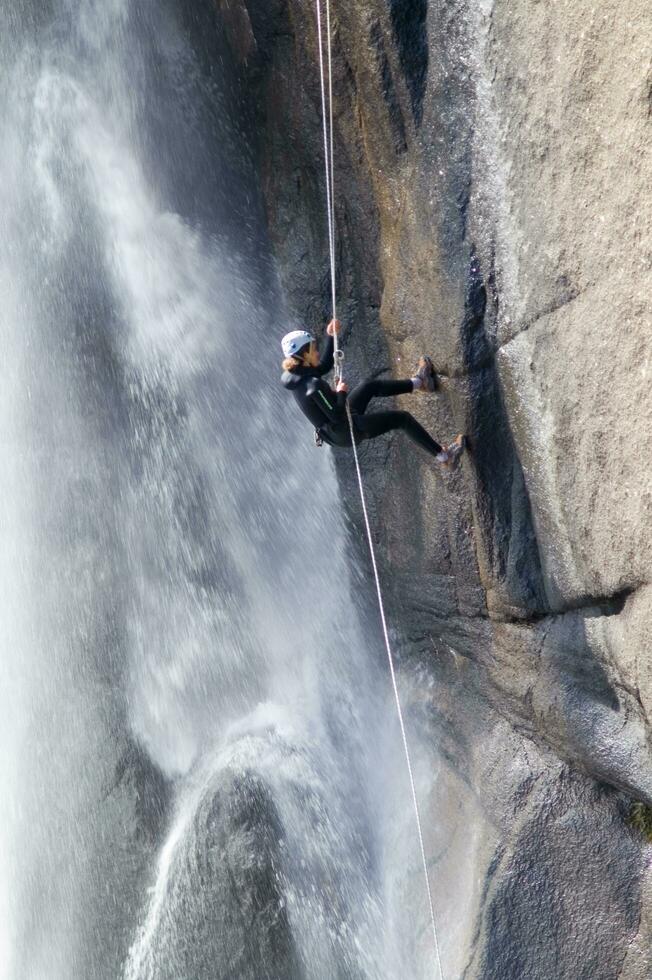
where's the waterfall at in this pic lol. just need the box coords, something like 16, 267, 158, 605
0, 3, 442, 977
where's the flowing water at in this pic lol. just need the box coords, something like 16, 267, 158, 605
0, 3, 440, 978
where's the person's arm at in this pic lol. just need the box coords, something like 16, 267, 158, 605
315, 335, 334, 376
314, 318, 341, 377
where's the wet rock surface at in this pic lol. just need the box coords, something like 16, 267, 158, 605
129, 769, 302, 980
220, 0, 652, 975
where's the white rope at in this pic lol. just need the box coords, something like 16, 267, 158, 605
314, 3, 445, 976
346, 404, 445, 980
325, 0, 336, 315
315, 0, 341, 380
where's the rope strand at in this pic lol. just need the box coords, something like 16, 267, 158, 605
345, 402, 445, 980
315, 0, 338, 334
314, 2, 445, 975
325, 0, 337, 322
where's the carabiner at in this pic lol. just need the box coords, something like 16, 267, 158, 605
333, 346, 345, 383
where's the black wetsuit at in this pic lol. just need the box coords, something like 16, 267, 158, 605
282, 336, 443, 458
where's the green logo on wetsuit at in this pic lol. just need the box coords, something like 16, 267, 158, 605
318, 391, 333, 411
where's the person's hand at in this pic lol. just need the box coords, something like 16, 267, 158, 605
327, 318, 341, 336
336, 380, 348, 393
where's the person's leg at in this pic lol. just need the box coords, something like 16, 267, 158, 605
354, 410, 443, 458
348, 378, 413, 415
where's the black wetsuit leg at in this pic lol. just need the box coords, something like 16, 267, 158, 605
354, 410, 443, 458
345, 378, 443, 458
348, 378, 413, 414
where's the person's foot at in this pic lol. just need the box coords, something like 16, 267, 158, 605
412, 356, 437, 393
437, 434, 466, 470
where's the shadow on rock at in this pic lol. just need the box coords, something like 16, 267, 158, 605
460, 252, 549, 620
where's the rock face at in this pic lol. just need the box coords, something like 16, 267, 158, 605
218, 0, 652, 976
126, 769, 301, 980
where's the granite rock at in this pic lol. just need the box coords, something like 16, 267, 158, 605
224, 0, 652, 974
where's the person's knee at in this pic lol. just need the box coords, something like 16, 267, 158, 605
348, 380, 375, 413
358, 380, 382, 401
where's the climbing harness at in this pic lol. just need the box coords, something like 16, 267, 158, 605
313, 3, 446, 978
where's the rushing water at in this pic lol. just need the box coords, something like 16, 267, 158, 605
0, 3, 441, 978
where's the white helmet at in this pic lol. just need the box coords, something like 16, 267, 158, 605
282, 330, 314, 358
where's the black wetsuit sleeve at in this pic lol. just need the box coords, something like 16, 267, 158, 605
307, 377, 347, 423
315, 335, 334, 377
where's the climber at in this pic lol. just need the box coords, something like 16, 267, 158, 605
281, 318, 466, 465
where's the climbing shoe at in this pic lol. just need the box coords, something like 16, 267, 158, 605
437, 434, 466, 470
413, 355, 437, 393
